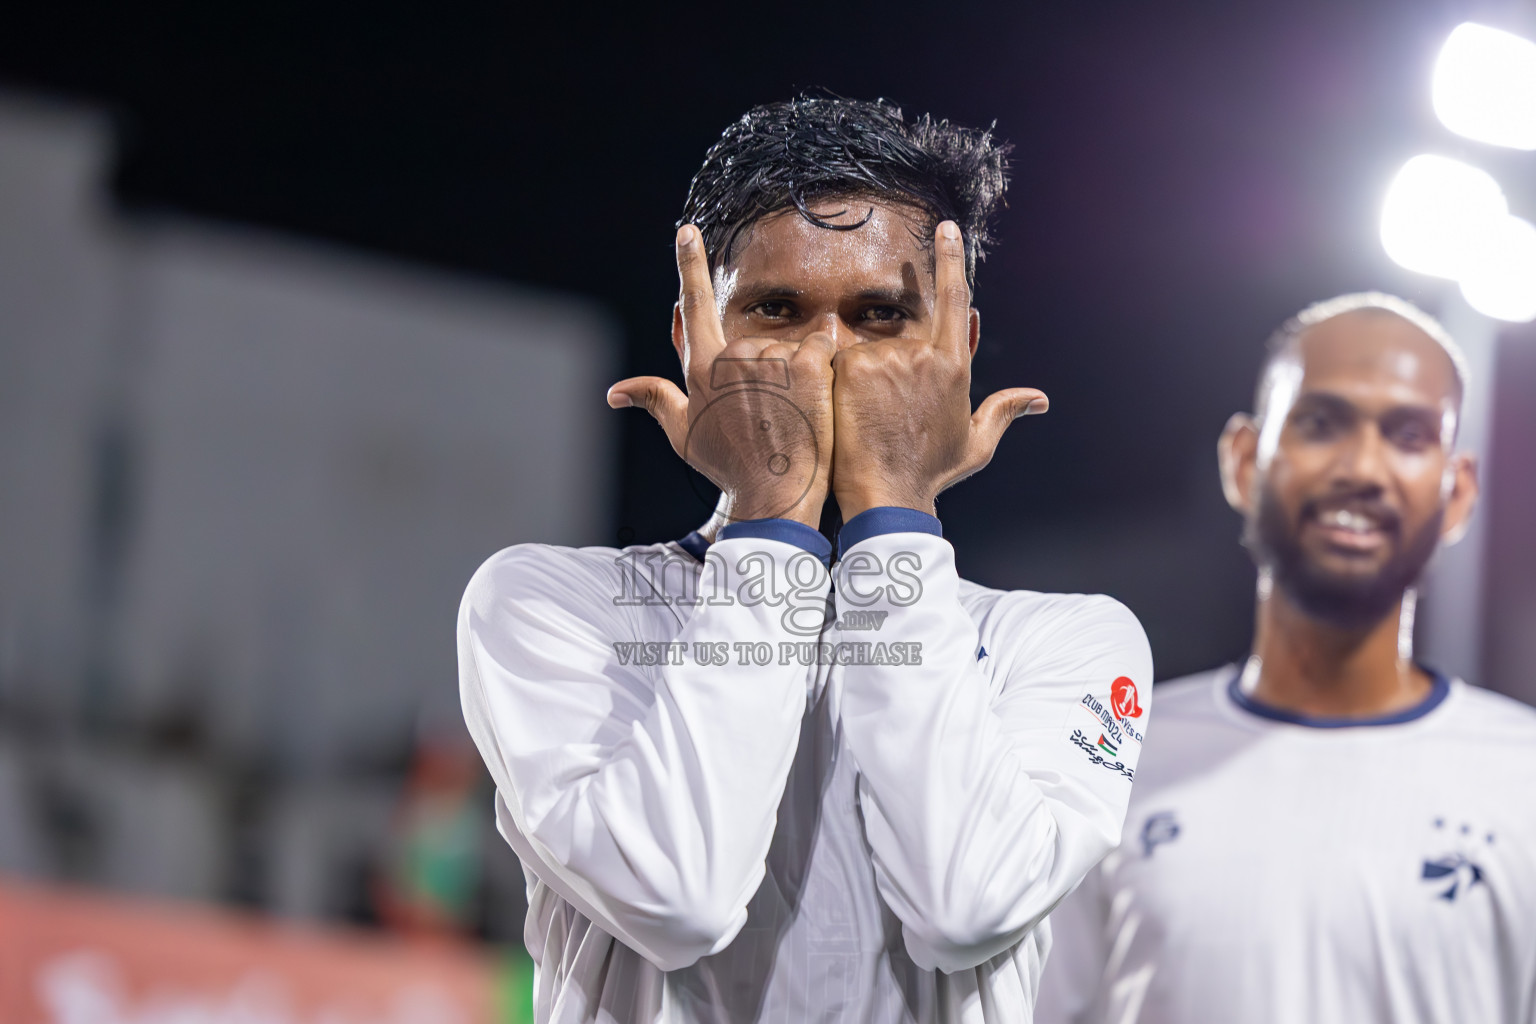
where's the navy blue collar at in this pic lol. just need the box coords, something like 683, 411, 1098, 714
676, 530, 711, 563
1226, 667, 1452, 728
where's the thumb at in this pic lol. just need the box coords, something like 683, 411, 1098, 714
957, 387, 1049, 480
607, 376, 690, 451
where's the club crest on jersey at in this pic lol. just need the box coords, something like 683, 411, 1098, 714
1422, 818, 1494, 902
1111, 676, 1143, 719
1422, 855, 1483, 901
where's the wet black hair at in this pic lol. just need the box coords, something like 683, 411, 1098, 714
679, 96, 1011, 289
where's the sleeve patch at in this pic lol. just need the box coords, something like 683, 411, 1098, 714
1062, 692, 1143, 781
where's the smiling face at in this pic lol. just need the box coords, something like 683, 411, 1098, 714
673, 197, 979, 358
1223, 309, 1478, 629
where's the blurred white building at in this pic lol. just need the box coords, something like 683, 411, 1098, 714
0, 92, 617, 922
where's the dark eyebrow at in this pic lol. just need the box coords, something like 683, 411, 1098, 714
1380, 405, 1445, 431
731, 282, 803, 305
854, 287, 924, 309
1289, 392, 1356, 417
1292, 391, 1443, 423
729, 283, 925, 311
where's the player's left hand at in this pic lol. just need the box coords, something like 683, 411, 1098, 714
830, 220, 1048, 519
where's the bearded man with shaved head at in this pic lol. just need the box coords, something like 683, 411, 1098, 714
1037, 294, 1536, 1024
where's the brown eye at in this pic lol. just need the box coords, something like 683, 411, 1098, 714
1389, 420, 1434, 451
751, 301, 795, 320
1293, 409, 1337, 439
861, 306, 908, 323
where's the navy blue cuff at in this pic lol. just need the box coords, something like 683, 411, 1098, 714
837, 507, 943, 560
717, 518, 833, 567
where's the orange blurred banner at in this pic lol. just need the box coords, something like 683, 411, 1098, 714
0, 877, 528, 1023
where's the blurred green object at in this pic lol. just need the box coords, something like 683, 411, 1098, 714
396, 796, 481, 921
495, 946, 536, 1024
377, 737, 488, 936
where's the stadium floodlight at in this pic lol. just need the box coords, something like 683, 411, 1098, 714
1379, 154, 1508, 280
1459, 214, 1536, 322
1433, 23, 1536, 150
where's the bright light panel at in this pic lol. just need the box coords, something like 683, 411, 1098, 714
1433, 23, 1536, 150
1380, 154, 1508, 280
1460, 214, 1536, 322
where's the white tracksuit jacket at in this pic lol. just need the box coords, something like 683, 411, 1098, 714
458, 511, 1153, 1022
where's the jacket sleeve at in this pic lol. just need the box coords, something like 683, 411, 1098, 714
458, 538, 828, 971
833, 530, 1152, 973
1034, 861, 1113, 1024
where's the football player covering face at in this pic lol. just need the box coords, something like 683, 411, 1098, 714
608, 198, 1047, 532
1219, 306, 1478, 714
457, 98, 1155, 1024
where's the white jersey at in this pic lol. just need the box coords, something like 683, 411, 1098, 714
458, 523, 1153, 1023
1036, 667, 1536, 1024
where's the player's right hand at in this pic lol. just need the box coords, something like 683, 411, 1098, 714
606, 224, 835, 527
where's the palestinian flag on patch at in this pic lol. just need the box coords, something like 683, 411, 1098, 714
1097, 734, 1118, 756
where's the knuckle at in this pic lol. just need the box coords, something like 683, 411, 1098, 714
794, 344, 835, 373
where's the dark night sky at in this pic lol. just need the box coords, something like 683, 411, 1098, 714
4, 0, 1531, 678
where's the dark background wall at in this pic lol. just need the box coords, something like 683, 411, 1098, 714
4, 0, 1533, 685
